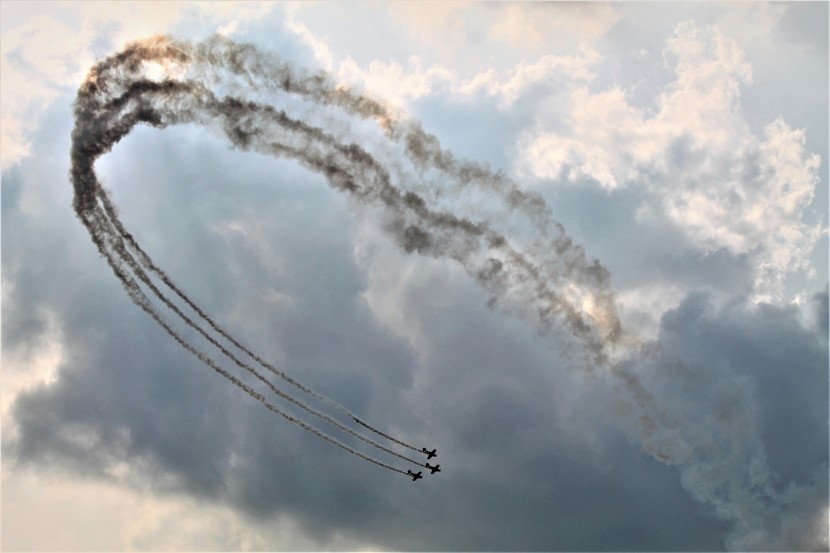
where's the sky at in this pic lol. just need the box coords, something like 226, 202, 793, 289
1, 2, 828, 551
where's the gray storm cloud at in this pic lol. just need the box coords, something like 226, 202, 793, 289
70, 35, 826, 548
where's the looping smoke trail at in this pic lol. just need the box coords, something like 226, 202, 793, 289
70, 35, 627, 472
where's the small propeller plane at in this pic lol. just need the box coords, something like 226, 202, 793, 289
422, 448, 437, 459
407, 470, 423, 481
425, 462, 441, 474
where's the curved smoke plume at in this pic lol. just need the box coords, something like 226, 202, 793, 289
71, 35, 625, 474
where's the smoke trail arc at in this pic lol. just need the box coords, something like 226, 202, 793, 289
70, 35, 627, 473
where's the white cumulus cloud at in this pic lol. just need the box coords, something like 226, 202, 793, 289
520, 21, 823, 300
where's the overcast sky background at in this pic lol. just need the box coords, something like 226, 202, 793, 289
1, 2, 828, 551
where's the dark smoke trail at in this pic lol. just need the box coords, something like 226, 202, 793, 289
70, 35, 630, 472
353, 418, 424, 454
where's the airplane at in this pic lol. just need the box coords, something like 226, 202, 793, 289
422, 448, 437, 459
425, 462, 441, 474
407, 470, 423, 481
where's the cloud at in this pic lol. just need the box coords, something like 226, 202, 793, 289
387, 1, 618, 66
519, 21, 823, 301
1, 464, 381, 551
488, 2, 620, 52
280, 2, 611, 111
615, 291, 828, 550
329, 49, 601, 113
0, 13, 92, 167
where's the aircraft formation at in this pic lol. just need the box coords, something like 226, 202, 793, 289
407, 452, 441, 481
